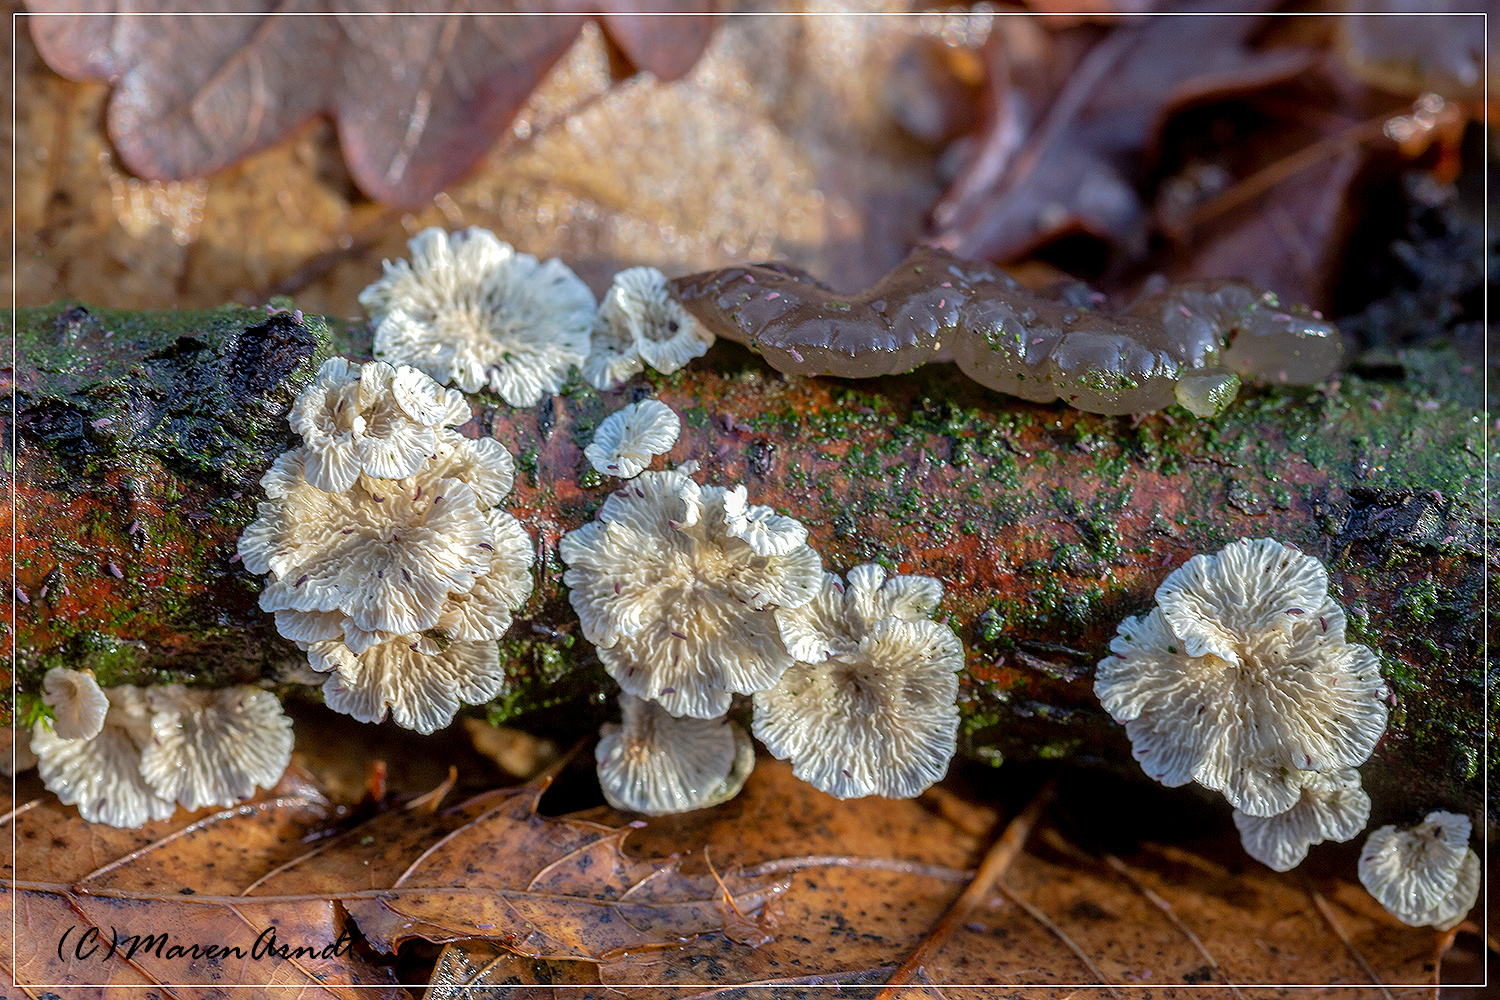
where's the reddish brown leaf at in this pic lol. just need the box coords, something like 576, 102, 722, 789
427, 760, 1452, 997
2, 769, 404, 996
23, 1, 717, 207
245, 780, 786, 961
932, 2, 1314, 263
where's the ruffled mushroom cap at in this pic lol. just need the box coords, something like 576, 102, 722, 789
362, 227, 595, 406
584, 399, 681, 479
308, 637, 504, 735
138, 686, 294, 812
775, 563, 943, 662
290, 358, 469, 493
426, 429, 516, 507
754, 590, 964, 800
1233, 767, 1371, 871
240, 469, 491, 636
720, 485, 809, 557
1095, 538, 1388, 816
41, 667, 109, 740
583, 267, 713, 390
595, 694, 754, 815
31, 685, 176, 828
1359, 811, 1481, 930
559, 467, 822, 719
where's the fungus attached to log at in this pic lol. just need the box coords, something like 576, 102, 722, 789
40, 667, 109, 741
136, 685, 295, 812
559, 467, 822, 719
362, 227, 595, 407
755, 565, 963, 800
1095, 538, 1388, 817
595, 694, 754, 815
585, 266, 714, 390
584, 399, 682, 479
1233, 767, 1371, 872
290, 357, 470, 492
669, 247, 1341, 416
1359, 810, 1481, 930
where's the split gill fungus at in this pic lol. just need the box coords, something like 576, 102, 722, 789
669, 247, 1343, 417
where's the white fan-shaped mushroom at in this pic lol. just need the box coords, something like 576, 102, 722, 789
290, 358, 467, 493
308, 638, 504, 736
239, 472, 491, 637
755, 607, 963, 800
1233, 768, 1371, 871
584, 400, 681, 479
583, 266, 714, 390
559, 467, 822, 719
595, 694, 754, 815
31, 685, 175, 828
720, 485, 809, 557
41, 667, 109, 740
1094, 538, 1388, 816
138, 686, 294, 811
362, 227, 595, 407
1359, 811, 1481, 930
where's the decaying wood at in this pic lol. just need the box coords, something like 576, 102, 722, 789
2, 301, 1486, 822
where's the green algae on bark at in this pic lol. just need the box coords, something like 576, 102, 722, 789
3, 305, 1486, 825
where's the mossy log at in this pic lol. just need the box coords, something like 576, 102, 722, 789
4, 302, 1488, 822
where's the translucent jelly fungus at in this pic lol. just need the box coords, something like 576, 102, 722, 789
670, 247, 1342, 416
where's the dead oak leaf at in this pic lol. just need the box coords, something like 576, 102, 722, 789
244, 779, 788, 961
23, 1, 717, 207
3, 768, 404, 997
931, 1, 1314, 263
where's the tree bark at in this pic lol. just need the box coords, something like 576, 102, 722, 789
5, 301, 1487, 823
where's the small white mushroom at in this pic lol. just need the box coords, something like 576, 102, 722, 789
583, 267, 714, 390
720, 484, 809, 557
754, 564, 961, 800
362, 227, 595, 407
595, 694, 754, 815
1359, 811, 1481, 930
137, 686, 294, 811
1095, 538, 1388, 816
584, 399, 681, 479
559, 467, 822, 719
31, 685, 176, 828
1233, 767, 1371, 871
755, 592, 963, 800
240, 472, 492, 637
290, 358, 467, 493
308, 637, 504, 736
41, 667, 109, 740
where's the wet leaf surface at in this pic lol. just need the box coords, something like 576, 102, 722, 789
23, 0, 717, 207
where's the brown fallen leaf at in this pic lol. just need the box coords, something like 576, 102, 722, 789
23, 0, 717, 207
931, 1, 1315, 263
243, 777, 786, 961
426, 759, 1452, 997
3, 768, 405, 996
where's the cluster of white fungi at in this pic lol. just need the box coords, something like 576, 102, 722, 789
13, 227, 1478, 936
1097, 538, 1477, 928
